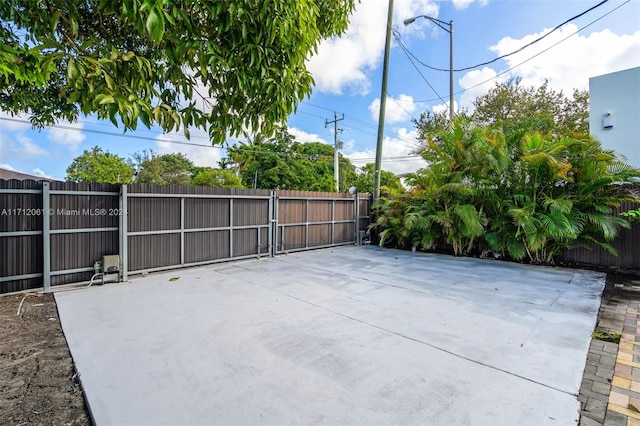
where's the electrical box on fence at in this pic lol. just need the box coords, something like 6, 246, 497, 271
102, 255, 120, 284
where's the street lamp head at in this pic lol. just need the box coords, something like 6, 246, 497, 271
403, 17, 416, 26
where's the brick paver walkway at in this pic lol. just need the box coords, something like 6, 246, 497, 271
579, 274, 640, 426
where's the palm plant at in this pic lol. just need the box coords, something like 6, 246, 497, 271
371, 187, 415, 249
374, 115, 640, 264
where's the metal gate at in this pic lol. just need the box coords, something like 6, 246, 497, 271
273, 192, 359, 254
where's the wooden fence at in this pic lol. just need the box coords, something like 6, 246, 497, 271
0, 180, 371, 294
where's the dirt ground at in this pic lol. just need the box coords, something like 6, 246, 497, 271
0, 292, 90, 426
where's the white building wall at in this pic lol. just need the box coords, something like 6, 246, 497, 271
589, 67, 640, 168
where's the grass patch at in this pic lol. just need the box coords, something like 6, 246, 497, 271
592, 331, 622, 343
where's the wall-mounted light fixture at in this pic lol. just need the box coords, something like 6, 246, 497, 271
603, 112, 614, 130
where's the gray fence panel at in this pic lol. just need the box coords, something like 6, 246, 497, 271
49, 181, 120, 288
0, 180, 44, 292
184, 230, 231, 263
275, 190, 359, 254
357, 193, 371, 233
559, 202, 640, 270
125, 185, 273, 274
0, 180, 119, 293
1, 182, 370, 293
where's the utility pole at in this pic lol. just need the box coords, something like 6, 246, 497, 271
325, 113, 345, 192
448, 20, 454, 123
374, 0, 394, 200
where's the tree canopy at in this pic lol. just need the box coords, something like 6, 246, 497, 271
472, 77, 589, 136
66, 146, 133, 183
0, 0, 357, 142
191, 167, 243, 188
414, 77, 589, 144
226, 129, 356, 191
353, 163, 403, 194
131, 152, 194, 185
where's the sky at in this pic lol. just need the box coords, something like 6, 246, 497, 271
1, 0, 639, 183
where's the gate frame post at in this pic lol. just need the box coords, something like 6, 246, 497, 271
42, 181, 51, 293
119, 184, 128, 281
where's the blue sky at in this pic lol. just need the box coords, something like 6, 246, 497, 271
1, 0, 639, 182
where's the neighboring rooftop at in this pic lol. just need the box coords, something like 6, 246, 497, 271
0, 167, 52, 181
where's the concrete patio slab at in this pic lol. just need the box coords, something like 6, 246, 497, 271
55, 246, 605, 425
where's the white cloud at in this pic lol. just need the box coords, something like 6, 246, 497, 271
432, 100, 459, 115
17, 134, 48, 157
154, 128, 225, 168
288, 127, 331, 145
457, 25, 640, 110
32, 168, 55, 179
307, 0, 439, 95
0, 163, 15, 171
394, 0, 439, 35
0, 134, 48, 162
490, 25, 640, 93
369, 94, 417, 123
346, 127, 426, 175
47, 122, 86, 149
452, 0, 488, 11
458, 67, 499, 111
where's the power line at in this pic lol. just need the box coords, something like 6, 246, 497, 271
394, 0, 630, 104
299, 101, 418, 144
457, 0, 631, 95
393, 29, 447, 105
0, 117, 229, 149
403, 0, 610, 73
1, 116, 398, 162
350, 155, 425, 164
309, 93, 424, 151
386, 91, 419, 122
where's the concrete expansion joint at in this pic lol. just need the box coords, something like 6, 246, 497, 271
263, 274, 577, 397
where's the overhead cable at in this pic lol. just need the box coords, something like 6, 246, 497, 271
403, 0, 610, 73
394, 0, 629, 104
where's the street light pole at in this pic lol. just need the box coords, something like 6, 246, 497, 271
404, 15, 454, 123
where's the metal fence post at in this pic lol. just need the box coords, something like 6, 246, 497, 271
331, 199, 335, 246
120, 184, 128, 281
271, 190, 278, 256
355, 193, 360, 245
305, 199, 309, 249
229, 198, 234, 258
180, 197, 185, 264
268, 191, 274, 257
42, 181, 51, 292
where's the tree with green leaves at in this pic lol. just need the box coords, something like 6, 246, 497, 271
226, 128, 356, 191
353, 163, 403, 194
412, 109, 452, 145
0, 1, 356, 142
132, 151, 193, 185
472, 76, 589, 136
413, 77, 589, 146
191, 167, 243, 188
66, 146, 133, 183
